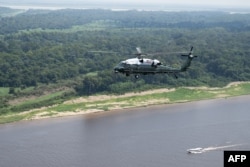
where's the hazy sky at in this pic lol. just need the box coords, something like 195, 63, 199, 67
1, 0, 250, 8
64, 0, 250, 7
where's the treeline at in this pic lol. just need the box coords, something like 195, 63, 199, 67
0, 8, 250, 96
1, 9, 250, 34
0, 7, 22, 17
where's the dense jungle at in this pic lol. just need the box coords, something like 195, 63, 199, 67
1, 7, 250, 114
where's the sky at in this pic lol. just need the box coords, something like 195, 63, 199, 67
89, 0, 250, 6
52, 0, 250, 7
1, 0, 250, 8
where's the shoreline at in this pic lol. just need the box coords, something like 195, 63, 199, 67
1, 81, 250, 124
3, 94, 250, 126
2, 4, 250, 13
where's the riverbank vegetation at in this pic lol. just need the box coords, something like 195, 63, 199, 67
0, 7, 250, 123
1, 82, 250, 124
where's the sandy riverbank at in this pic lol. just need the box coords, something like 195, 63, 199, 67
19, 82, 250, 118
1, 81, 250, 124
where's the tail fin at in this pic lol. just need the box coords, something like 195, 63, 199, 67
180, 46, 197, 71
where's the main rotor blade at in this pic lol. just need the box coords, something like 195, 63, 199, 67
88, 51, 117, 54
147, 51, 190, 56
136, 47, 142, 54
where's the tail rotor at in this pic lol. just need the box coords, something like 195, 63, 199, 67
181, 46, 197, 58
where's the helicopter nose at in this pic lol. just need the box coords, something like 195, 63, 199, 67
114, 66, 124, 73
114, 66, 119, 73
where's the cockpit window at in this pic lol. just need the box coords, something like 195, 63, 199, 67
119, 62, 126, 66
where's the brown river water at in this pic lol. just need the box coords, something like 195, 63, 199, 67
0, 95, 250, 167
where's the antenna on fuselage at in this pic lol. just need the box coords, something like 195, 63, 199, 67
134, 47, 147, 62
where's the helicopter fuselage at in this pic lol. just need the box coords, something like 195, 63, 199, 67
114, 58, 180, 77
113, 46, 196, 79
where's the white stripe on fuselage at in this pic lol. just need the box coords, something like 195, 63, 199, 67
125, 58, 154, 65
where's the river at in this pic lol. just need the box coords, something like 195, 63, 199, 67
0, 95, 250, 167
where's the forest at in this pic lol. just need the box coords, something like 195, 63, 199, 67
0, 7, 250, 113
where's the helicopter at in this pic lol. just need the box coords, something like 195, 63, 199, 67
114, 46, 197, 79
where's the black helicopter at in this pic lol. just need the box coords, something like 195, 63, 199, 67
114, 46, 197, 79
